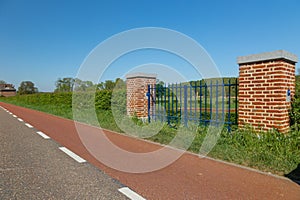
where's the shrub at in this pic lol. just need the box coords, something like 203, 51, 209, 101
290, 75, 300, 130
95, 90, 112, 110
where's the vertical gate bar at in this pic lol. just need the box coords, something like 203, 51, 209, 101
222, 80, 225, 122
180, 82, 182, 123
168, 83, 170, 124
162, 85, 165, 122
161, 85, 163, 121
151, 84, 154, 121
200, 81, 202, 124
184, 85, 188, 126
164, 83, 167, 122
210, 80, 213, 124
194, 82, 197, 123
170, 83, 174, 118
189, 83, 192, 122
157, 84, 159, 121
158, 85, 160, 121
176, 83, 178, 123
228, 79, 231, 131
216, 80, 219, 125
205, 82, 207, 124
153, 84, 156, 121
235, 78, 238, 125
158, 84, 161, 121
147, 84, 151, 123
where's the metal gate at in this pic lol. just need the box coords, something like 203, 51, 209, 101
147, 79, 238, 131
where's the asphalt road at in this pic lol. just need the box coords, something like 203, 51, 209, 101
0, 106, 130, 200
1, 102, 300, 199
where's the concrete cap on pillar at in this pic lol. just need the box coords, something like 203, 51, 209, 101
125, 73, 157, 79
237, 50, 298, 64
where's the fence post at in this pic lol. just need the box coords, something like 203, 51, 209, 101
126, 73, 157, 120
147, 84, 151, 123
184, 85, 188, 126
237, 50, 298, 133
228, 79, 231, 131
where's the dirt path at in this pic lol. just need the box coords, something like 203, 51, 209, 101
1, 102, 299, 199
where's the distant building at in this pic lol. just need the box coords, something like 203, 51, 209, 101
0, 84, 17, 97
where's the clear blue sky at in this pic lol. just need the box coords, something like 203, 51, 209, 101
0, 0, 299, 91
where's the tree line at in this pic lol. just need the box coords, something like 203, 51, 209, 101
0, 80, 38, 95
54, 77, 126, 92
1, 69, 299, 95
0, 78, 126, 95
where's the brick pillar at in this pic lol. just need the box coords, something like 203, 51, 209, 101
126, 73, 157, 118
237, 50, 298, 133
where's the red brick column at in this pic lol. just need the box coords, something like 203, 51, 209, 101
237, 50, 298, 133
126, 73, 157, 118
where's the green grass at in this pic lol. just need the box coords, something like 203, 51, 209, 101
208, 129, 300, 175
1, 93, 300, 176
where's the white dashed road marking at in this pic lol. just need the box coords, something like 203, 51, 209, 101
1, 105, 145, 199
118, 187, 146, 200
25, 123, 33, 128
59, 147, 86, 163
36, 131, 50, 139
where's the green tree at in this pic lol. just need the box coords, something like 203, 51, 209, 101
0, 80, 6, 84
96, 80, 116, 91
73, 78, 96, 92
96, 82, 105, 90
104, 80, 116, 90
114, 78, 126, 90
18, 81, 38, 95
55, 78, 74, 92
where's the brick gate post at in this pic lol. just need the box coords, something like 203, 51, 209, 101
126, 73, 157, 119
237, 50, 298, 133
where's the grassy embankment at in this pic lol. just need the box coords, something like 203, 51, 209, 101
1, 89, 299, 176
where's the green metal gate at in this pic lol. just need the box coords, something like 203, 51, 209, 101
147, 79, 238, 131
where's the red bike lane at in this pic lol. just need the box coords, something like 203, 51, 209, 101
1, 102, 299, 200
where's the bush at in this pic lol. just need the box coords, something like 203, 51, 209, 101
95, 90, 112, 110
290, 75, 300, 130
111, 89, 127, 114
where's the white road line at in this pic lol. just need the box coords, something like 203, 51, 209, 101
25, 123, 33, 128
8, 112, 12, 114
36, 131, 50, 139
17, 118, 23, 122
59, 147, 86, 163
118, 187, 146, 200
12, 115, 17, 118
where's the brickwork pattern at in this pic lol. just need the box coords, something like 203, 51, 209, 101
126, 76, 156, 118
238, 59, 295, 132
